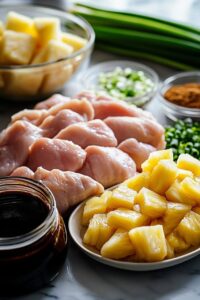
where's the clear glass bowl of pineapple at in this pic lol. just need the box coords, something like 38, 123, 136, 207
69, 149, 200, 271
0, 4, 95, 101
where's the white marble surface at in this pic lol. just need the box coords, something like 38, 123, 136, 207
0, 0, 200, 299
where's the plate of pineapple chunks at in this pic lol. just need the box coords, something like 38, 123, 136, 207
69, 149, 200, 271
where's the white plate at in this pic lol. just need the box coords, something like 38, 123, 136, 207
68, 201, 200, 271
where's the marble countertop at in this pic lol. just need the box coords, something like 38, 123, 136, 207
0, 1, 200, 299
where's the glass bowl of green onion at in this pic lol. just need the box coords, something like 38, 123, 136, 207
81, 60, 159, 106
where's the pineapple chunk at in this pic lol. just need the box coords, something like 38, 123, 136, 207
166, 232, 189, 253
82, 191, 111, 225
83, 214, 114, 250
141, 149, 173, 173
6, 11, 37, 37
123, 172, 150, 192
177, 154, 200, 176
176, 211, 200, 246
0, 21, 4, 36
32, 40, 73, 64
107, 208, 149, 230
101, 229, 135, 259
162, 202, 191, 235
166, 239, 174, 259
129, 225, 167, 262
166, 179, 196, 206
107, 185, 136, 210
177, 169, 193, 180
62, 32, 87, 51
193, 207, 200, 214
34, 17, 61, 48
135, 187, 167, 218
179, 177, 200, 205
149, 159, 178, 195
1, 30, 36, 65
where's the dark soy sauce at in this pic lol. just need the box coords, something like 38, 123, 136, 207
0, 192, 48, 237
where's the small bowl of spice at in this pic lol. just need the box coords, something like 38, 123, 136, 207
159, 71, 200, 120
81, 60, 158, 106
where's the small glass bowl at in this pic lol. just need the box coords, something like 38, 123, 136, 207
0, 4, 95, 102
159, 71, 200, 121
81, 60, 159, 106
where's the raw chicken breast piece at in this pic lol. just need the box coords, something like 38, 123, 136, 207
55, 119, 117, 148
105, 116, 165, 149
93, 100, 154, 120
118, 138, 156, 171
75, 90, 114, 102
40, 109, 84, 138
34, 167, 104, 215
28, 138, 86, 172
11, 166, 34, 179
80, 146, 136, 187
11, 109, 47, 126
48, 99, 94, 121
0, 121, 42, 176
35, 94, 70, 110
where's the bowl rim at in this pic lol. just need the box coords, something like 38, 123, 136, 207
159, 71, 200, 113
81, 60, 159, 102
0, 4, 95, 70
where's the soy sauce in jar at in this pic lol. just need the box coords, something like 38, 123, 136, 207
0, 177, 68, 296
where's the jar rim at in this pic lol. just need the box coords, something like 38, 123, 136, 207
0, 176, 58, 250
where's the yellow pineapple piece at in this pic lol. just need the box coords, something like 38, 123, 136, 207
1, 30, 36, 65
177, 154, 200, 176
166, 179, 196, 206
176, 211, 200, 246
123, 172, 150, 192
107, 208, 149, 231
149, 159, 178, 195
34, 17, 61, 48
141, 149, 173, 173
166, 239, 174, 259
129, 225, 167, 262
107, 185, 136, 210
82, 191, 111, 225
101, 228, 135, 259
193, 207, 200, 214
0, 21, 4, 36
6, 11, 37, 37
162, 202, 191, 235
32, 39, 73, 64
166, 232, 189, 253
135, 187, 167, 218
62, 32, 87, 51
83, 213, 114, 250
177, 169, 193, 180
179, 177, 200, 205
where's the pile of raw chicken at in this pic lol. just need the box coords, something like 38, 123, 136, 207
0, 91, 165, 215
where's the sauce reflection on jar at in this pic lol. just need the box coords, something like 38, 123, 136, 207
0, 176, 68, 296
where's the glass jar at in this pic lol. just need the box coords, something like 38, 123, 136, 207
0, 177, 68, 296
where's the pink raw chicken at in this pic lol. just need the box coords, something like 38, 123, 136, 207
105, 116, 165, 149
40, 109, 84, 138
93, 100, 154, 120
75, 91, 114, 102
55, 119, 117, 148
35, 94, 70, 110
27, 138, 86, 172
34, 167, 104, 215
118, 138, 156, 171
11, 166, 34, 178
11, 109, 47, 126
0, 121, 42, 176
80, 146, 136, 187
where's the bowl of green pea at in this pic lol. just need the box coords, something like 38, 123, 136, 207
81, 60, 159, 106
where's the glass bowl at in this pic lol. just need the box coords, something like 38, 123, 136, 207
159, 71, 200, 121
0, 4, 95, 102
81, 60, 159, 106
